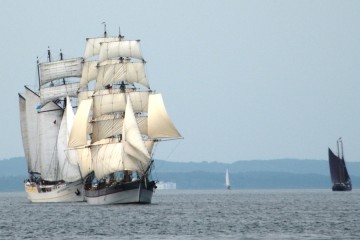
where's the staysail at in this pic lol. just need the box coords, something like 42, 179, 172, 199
57, 97, 82, 182
148, 93, 181, 139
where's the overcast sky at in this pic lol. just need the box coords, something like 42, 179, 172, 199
1, 1, 360, 163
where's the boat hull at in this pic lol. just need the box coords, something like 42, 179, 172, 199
332, 183, 352, 191
85, 180, 155, 205
25, 180, 85, 203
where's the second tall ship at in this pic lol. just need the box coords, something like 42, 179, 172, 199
19, 50, 85, 202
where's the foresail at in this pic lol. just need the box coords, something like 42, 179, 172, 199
96, 61, 148, 90
69, 98, 93, 148
148, 93, 181, 139
122, 96, 150, 171
99, 40, 143, 61
39, 58, 83, 86
57, 97, 82, 182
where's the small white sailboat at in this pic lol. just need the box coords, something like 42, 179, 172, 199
225, 169, 230, 190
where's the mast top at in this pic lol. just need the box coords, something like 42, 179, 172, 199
102, 22, 107, 37
47, 46, 51, 62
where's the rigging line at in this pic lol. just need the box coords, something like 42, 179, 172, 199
164, 140, 182, 162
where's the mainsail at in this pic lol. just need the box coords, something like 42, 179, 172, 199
328, 148, 350, 184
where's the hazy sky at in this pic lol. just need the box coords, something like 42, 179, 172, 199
1, 1, 360, 163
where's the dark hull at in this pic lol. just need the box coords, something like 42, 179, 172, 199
85, 179, 156, 204
332, 183, 352, 191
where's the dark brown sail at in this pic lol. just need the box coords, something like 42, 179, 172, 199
328, 142, 352, 191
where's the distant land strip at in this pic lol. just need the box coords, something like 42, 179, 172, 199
1, 157, 360, 191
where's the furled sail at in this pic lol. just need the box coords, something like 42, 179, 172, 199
84, 37, 120, 59
99, 40, 143, 61
68, 98, 93, 148
24, 87, 41, 173
57, 97, 82, 182
92, 91, 149, 118
96, 61, 149, 90
37, 101, 63, 181
38, 58, 83, 86
148, 93, 181, 139
40, 83, 80, 103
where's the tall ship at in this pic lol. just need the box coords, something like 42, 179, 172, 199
18, 49, 85, 202
328, 138, 352, 191
68, 26, 182, 204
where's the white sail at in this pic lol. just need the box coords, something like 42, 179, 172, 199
226, 169, 230, 187
24, 87, 41, 173
91, 115, 148, 143
38, 101, 63, 181
122, 96, 150, 171
84, 37, 120, 59
57, 97, 82, 182
76, 146, 93, 178
99, 40, 143, 61
78, 90, 94, 103
91, 140, 124, 179
96, 61, 149, 90
40, 83, 80, 103
148, 93, 181, 139
39, 58, 83, 86
18, 94, 31, 171
68, 98, 93, 148
80, 61, 98, 87
93, 91, 149, 118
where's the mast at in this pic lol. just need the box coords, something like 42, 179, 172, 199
37, 57, 41, 91
47, 46, 51, 62
60, 49, 66, 85
102, 22, 107, 37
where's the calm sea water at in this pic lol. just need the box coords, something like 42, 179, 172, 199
0, 189, 359, 239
